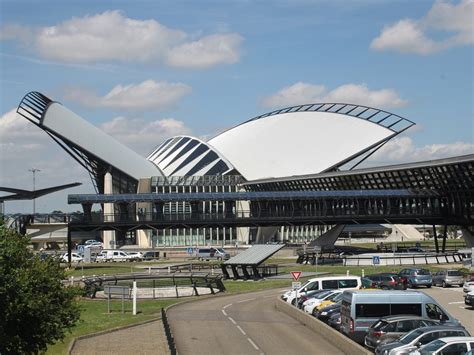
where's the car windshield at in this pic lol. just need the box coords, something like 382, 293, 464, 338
399, 329, 424, 344
327, 292, 342, 302
447, 271, 462, 276
314, 290, 332, 299
216, 248, 225, 253
419, 340, 446, 354
416, 269, 430, 275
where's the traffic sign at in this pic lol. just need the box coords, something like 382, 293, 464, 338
77, 245, 85, 253
291, 271, 302, 281
372, 256, 380, 265
292, 282, 301, 290
187, 247, 194, 255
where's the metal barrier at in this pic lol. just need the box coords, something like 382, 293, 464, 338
161, 308, 177, 355
82, 272, 225, 298
342, 253, 464, 266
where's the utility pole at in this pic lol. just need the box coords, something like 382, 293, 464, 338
28, 168, 40, 214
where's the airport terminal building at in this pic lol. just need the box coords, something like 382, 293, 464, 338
16, 92, 474, 248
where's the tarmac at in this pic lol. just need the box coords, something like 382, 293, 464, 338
70, 319, 169, 355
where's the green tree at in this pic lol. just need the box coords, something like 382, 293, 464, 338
0, 226, 80, 354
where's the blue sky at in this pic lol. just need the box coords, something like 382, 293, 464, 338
0, 0, 473, 213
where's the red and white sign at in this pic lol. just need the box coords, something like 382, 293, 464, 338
291, 271, 302, 281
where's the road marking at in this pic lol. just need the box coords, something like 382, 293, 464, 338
222, 309, 227, 316
237, 298, 256, 303
448, 301, 465, 304
236, 325, 246, 335
247, 338, 260, 350
223, 303, 233, 309
459, 306, 469, 309
228, 316, 237, 325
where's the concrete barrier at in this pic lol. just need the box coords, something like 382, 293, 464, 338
275, 298, 371, 355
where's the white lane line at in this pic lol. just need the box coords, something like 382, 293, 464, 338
459, 306, 469, 309
448, 301, 465, 304
237, 298, 256, 303
236, 325, 246, 335
222, 309, 228, 316
247, 338, 260, 350
228, 316, 237, 325
223, 303, 233, 309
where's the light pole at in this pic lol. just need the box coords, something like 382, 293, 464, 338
28, 168, 40, 214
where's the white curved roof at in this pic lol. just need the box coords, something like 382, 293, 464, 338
208, 110, 395, 180
147, 135, 235, 176
42, 103, 160, 179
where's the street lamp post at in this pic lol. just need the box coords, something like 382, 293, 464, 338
28, 168, 40, 214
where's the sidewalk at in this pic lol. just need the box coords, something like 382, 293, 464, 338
70, 320, 169, 355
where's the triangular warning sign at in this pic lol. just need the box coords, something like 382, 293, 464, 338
291, 271, 302, 281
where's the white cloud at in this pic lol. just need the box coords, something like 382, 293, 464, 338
64, 80, 192, 111
371, 0, 473, 54
261, 82, 407, 109
0, 109, 93, 213
367, 136, 474, 166
0, 10, 243, 68
166, 33, 243, 68
100, 116, 192, 155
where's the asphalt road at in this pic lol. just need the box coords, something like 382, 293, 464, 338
421, 286, 474, 334
167, 288, 344, 355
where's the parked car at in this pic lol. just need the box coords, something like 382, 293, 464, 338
340, 290, 459, 344
364, 315, 439, 350
432, 269, 464, 287
127, 251, 144, 261
415, 336, 474, 355
313, 292, 344, 314
84, 242, 103, 249
327, 311, 341, 331
142, 251, 160, 261
374, 326, 470, 355
84, 239, 102, 245
296, 289, 331, 309
365, 273, 406, 290
282, 275, 361, 303
96, 250, 132, 262
291, 289, 333, 307
315, 302, 341, 322
465, 291, 474, 308
61, 253, 83, 263
303, 290, 343, 315
463, 278, 474, 293
196, 248, 230, 261
398, 268, 432, 288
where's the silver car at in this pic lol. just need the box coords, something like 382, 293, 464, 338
432, 270, 464, 288
375, 326, 470, 355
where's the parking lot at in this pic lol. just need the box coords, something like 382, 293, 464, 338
422, 285, 474, 334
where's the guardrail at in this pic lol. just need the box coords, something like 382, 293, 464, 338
343, 253, 464, 266
82, 272, 225, 298
161, 308, 177, 355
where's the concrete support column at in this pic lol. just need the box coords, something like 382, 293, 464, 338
103, 172, 115, 249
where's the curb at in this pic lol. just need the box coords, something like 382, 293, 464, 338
67, 317, 161, 354
275, 298, 371, 355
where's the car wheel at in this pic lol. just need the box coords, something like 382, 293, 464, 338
312, 308, 318, 317
381, 286, 388, 290
459, 284, 464, 287
291, 299, 297, 306
426, 284, 431, 288
408, 282, 415, 289
442, 281, 447, 288
217, 256, 222, 261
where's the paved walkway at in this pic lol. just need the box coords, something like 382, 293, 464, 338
71, 320, 169, 355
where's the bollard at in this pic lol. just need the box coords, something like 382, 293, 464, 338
346, 270, 349, 276
148, 266, 151, 274
132, 281, 137, 315
70, 276, 74, 286
168, 266, 171, 273
211, 266, 214, 275
362, 269, 365, 277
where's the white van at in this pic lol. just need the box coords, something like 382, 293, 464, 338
282, 275, 361, 305
340, 290, 459, 344
96, 250, 132, 262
